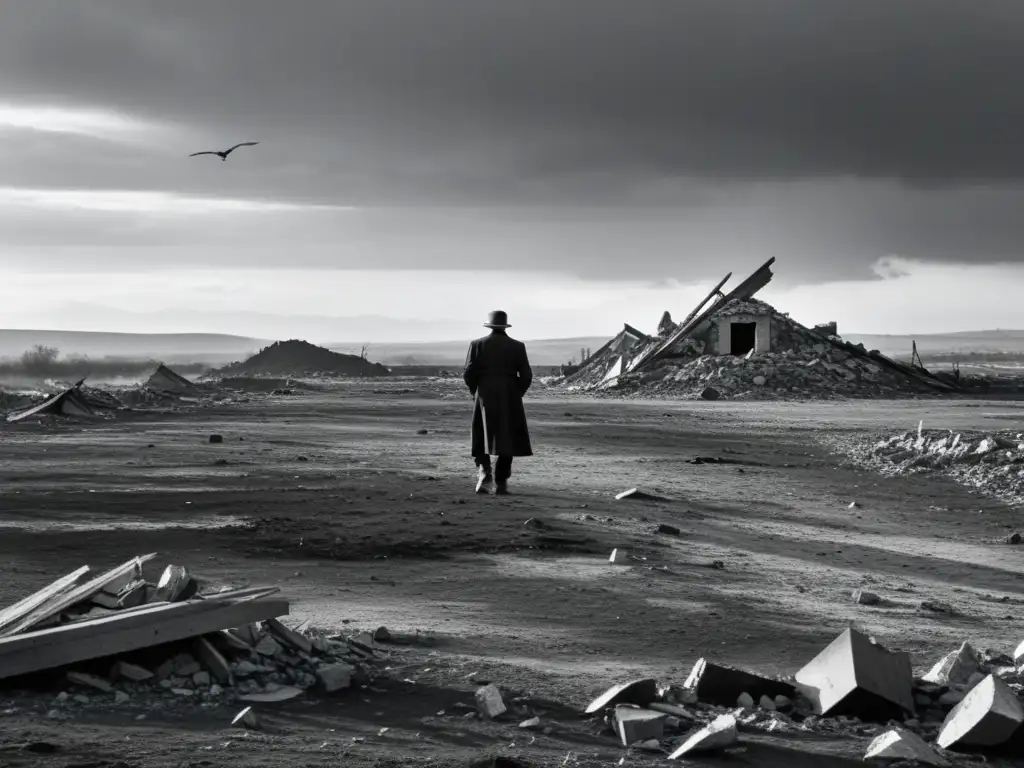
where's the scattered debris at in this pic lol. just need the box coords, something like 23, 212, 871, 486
922, 641, 981, 687
853, 589, 882, 606
655, 523, 681, 536
232, 706, 261, 730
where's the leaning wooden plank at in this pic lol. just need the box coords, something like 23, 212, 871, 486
201, 586, 281, 601
0, 554, 158, 637
0, 598, 289, 680
0, 566, 91, 633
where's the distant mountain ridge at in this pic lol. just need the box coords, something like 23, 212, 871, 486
0, 329, 269, 364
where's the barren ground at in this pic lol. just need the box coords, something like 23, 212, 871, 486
1, 380, 1023, 767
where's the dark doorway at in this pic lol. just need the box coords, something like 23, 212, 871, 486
730, 322, 757, 355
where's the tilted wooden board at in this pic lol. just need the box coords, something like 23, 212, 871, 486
0, 554, 157, 637
0, 597, 288, 680
0, 566, 91, 634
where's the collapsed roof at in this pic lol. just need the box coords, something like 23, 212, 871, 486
146, 363, 198, 394
564, 258, 957, 396
7, 380, 94, 423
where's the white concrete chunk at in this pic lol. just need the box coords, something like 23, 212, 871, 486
668, 714, 738, 759
475, 684, 507, 719
864, 728, 949, 766
922, 641, 980, 687
937, 674, 1024, 749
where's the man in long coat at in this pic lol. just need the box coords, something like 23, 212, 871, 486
463, 310, 533, 495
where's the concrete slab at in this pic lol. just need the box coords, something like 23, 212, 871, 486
667, 713, 737, 759
864, 728, 949, 766
937, 674, 1024, 750
683, 657, 796, 706
584, 678, 658, 714
613, 706, 665, 746
794, 628, 914, 720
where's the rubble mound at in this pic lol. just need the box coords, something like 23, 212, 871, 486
614, 345, 935, 401
831, 428, 1024, 507
219, 340, 391, 378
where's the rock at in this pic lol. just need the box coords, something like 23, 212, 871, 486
853, 589, 881, 606
584, 679, 658, 714
234, 660, 259, 677
937, 674, 1024, 749
752, 375, 766, 386
774, 695, 792, 710
519, 716, 541, 729
864, 727, 949, 766
114, 691, 130, 705
209, 434, 224, 443
668, 713, 738, 759
737, 692, 754, 709
1006, 532, 1022, 545
111, 661, 153, 682
475, 684, 507, 719
682, 658, 796, 707
154, 565, 198, 602
700, 386, 721, 401
255, 635, 284, 657
266, 617, 313, 653
794, 628, 914, 720
613, 706, 665, 746
232, 706, 261, 730
316, 663, 355, 692
922, 642, 981, 687
920, 600, 954, 614
656, 523, 681, 536
67, 671, 113, 693
192, 671, 211, 687
759, 695, 776, 711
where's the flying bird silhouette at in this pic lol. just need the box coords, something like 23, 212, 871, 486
189, 141, 259, 161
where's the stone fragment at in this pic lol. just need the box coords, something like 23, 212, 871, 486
922, 642, 981, 687
656, 523, 681, 536
773, 694, 792, 710
608, 548, 629, 564
114, 691, 130, 705
255, 635, 284, 657
584, 679, 658, 714
794, 629, 914, 720
752, 375, 766, 386
193, 671, 211, 687
316, 663, 355, 693
853, 589, 881, 606
737, 692, 754, 709
668, 713, 737, 759
234, 660, 259, 677
209, 434, 224, 443
759, 695, 776, 711
700, 386, 721, 401
936, 674, 1024, 749
110, 661, 153, 682
864, 728, 949, 766
613, 706, 665, 746
232, 706, 261, 729
154, 565, 198, 603
683, 658, 796, 707
519, 716, 541, 729
266, 618, 313, 653
67, 671, 113, 693
475, 684, 507, 719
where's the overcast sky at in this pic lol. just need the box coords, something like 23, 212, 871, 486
2, 0, 1024, 342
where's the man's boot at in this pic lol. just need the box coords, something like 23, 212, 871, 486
475, 467, 493, 494
495, 481, 509, 496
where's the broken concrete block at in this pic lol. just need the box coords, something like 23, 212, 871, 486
759, 695, 776, 711
154, 565, 198, 603
737, 692, 754, 709
683, 658, 796, 707
316, 663, 355, 693
1014, 639, 1024, 668
853, 589, 881, 606
613, 706, 665, 746
193, 637, 233, 684
668, 713, 737, 759
584, 679, 658, 714
936, 674, 1024, 749
864, 728, 949, 766
794, 628, 914, 720
923, 641, 981, 687
67, 671, 113, 693
255, 635, 284, 657
209, 434, 224, 443
232, 706, 260, 730
111, 661, 153, 682
656, 523, 681, 536
475, 684, 507, 719
609, 548, 629, 564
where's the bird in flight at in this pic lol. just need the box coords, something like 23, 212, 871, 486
189, 141, 259, 161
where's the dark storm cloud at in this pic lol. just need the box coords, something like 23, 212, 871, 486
4, 0, 1024, 281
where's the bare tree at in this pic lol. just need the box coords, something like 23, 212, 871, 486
360, 343, 369, 360
20, 345, 60, 375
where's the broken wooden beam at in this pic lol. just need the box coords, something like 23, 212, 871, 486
0, 566, 91, 634
0, 597, 288, 680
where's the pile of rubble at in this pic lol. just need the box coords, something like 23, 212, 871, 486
585, 628, 1024, 761
0, 554, 380, 717
217, 339, 391, 378
833, 428, 1024, 508
614, 342, 936, 401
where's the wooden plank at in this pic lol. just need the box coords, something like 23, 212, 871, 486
0, 598, 288, 680
0, 554, 157, 637
201, 586, 280, 602
0, 566, 91, 633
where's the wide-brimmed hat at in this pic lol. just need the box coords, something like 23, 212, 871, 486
483, 310, 511, 329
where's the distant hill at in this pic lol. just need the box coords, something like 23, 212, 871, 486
0, 329, 269, 364
841, 330, 1024, 359
218, 339, 391, 377
331, 336, 611, 367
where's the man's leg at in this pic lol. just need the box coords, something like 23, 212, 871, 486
494, 456, 513, 494
474, 454, 493, 493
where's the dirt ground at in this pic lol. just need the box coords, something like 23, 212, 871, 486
1, 380, 1024, 767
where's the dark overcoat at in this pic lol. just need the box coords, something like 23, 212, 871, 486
463, 331, 533, 457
